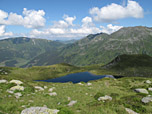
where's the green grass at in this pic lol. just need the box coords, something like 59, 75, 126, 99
0, 77, 152, 114
0, 63, 152, 114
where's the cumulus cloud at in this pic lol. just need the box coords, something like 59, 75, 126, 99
30, 16, 101, 40
63, 14, 76, 26
90, 0, 144, 22
0, 8, 45, 29
0, 25, 13, 37
100, 24, 123, 34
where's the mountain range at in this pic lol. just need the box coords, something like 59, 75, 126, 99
0, 26, 152, 67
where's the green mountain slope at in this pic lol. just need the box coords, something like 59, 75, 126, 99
1, 26, 152, 67
103, 54, 152, 77
0, 37, 64, 67
61, 26, 152, 66
28, 26, 152, 67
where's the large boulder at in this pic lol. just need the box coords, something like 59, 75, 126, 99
134, 88, 149, 94
141, 96, 152, 103
21, 107, 59, 114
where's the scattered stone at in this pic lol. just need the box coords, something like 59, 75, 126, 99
145, 80, 151, 84
85, 93, 88, 95
7, 90, 14, 94
148, 88, 152, 91
68, 100, 77, 106
67, 97, 71, 101
34, 86, 44, 91
105, 75, 115, 79
77, 82, 83, 85
49, 87, 55, 92
29, 100, 34, 103
49, 92, 57, 96
98, 95, 112, 102
21, 105, 26, 108
10, 85, 24, 91
57, 102, 61, 105
134, 88, 149, 94
141, 96, 152, 103
125, 108, 139, 114
10, 80, 23, 85
21, 107, 59, 114
0, 79, 7, 83
44, 86, 48, 89
87, 83, 92, 86
4, 72, 8, 75
14, 92, 22, 99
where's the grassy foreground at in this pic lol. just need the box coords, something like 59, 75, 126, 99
0, 77, 152, 114
0, 63, 152, 114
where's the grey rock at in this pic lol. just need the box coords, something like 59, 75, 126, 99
0, 79, 7, 83
49, 92, 57, 96
21, 107, 59, 114
148, 88, 152, 91
145, 80, 151, 84
14, 92, 22, 99
98, 95, 112, 102
34, 86, 44, 91
105, 75, 115, 79
125, 108, 139, 114
141, 96, 152, 103
68, 100, 77, 106
134, 88, 149, 94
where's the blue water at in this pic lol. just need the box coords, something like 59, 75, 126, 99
36, 72, 114, 83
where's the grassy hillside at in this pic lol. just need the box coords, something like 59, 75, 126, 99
1, 26, 152, 67
24, 26, 152, 67
101, 54, 152, 77
0, 60, 152, 114
0, 37, 64, 67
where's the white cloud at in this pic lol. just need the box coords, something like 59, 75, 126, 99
30, 16, 101, 40
63, 14, 76, 26
0, 8, 45, 29
0, 25, 13, 37
90, 0, 144, 22
0, 10, 8, 23
100, 24, 123, 34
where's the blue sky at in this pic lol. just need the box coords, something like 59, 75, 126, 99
0, 0, 151, 40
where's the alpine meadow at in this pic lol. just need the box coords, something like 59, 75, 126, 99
0, 0, 152, 114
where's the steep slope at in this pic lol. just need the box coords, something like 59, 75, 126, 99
4, 26, 152, 67
0, 37, 64, 67
103, 54, 152, 77
61, 26, 152, 66
25, 33, 109, 67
